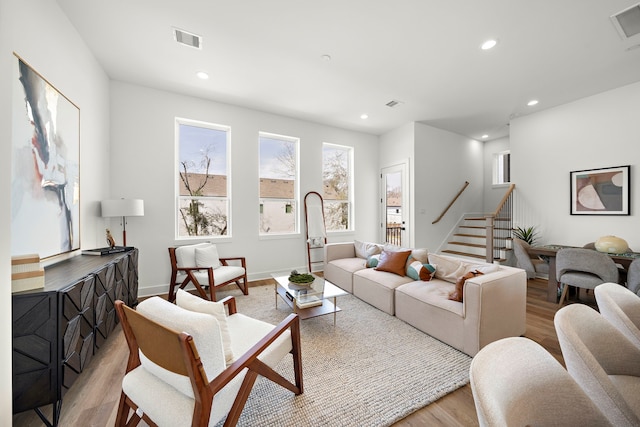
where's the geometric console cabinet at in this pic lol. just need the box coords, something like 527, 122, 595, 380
12, 249, 138, 427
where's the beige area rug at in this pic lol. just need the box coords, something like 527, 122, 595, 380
215, 284, 472, 427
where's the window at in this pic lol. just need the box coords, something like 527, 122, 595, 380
176, 118, 230, 238
323, 143, 353, 231
493, 151, 510, 185
259, 132, 299, 235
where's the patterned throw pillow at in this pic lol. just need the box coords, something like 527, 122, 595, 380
366, 254, 381, 268
406, 261, 437, 281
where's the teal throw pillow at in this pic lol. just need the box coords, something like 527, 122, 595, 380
406, 260, 437, 281
366, 254, 381, 268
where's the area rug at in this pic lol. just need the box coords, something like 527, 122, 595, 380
214, 284, 472, 427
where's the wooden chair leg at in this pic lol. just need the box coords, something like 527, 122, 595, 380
558, 283, 569, 307
224, 370, 260, 427
115, 392, 140, 427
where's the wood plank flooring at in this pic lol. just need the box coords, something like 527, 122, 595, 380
13, 278, 595, 427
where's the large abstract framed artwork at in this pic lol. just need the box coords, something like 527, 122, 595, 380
11, 54, 80, 258
570, 165, 630, 215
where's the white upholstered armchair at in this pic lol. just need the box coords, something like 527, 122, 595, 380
114, 290, 303, 426
168, 243, 248, 302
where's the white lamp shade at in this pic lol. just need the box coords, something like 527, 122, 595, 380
101, 199, 144, 217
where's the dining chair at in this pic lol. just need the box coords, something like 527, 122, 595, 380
626, 258, 640, 296
470, 337, 612, 426
594, 282, 640, 350
512, 238, 549, 279
556, 248, 618, 306
554, 304, 640, 426
114, 291, 303, 426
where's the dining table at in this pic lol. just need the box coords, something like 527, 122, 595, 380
528, 244, 640, 302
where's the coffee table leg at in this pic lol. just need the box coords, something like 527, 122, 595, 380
333, 297, 337, 326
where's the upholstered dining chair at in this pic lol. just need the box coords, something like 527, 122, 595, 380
114, 290, 303, 427
594, 282, 640, 350
169, 242, 248, 302
554, 304, 640, 426
470, 337, 612, 426
512, 238, 549, 279
626, 258, 640, 296
555, 248, 618, 307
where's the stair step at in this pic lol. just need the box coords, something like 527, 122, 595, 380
448, 241, 487, 249
454, 233, 487, 239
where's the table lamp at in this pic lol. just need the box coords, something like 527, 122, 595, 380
101, 199, 144, 246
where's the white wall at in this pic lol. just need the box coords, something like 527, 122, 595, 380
511, 81, 640, 249
379, 122, 415, 245
109, 82, 379, 296
2, 0, 111, 421
414, 123, 484, 251
482, 136, 511, 212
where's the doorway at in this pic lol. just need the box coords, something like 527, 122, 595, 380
381, 163, 408, 246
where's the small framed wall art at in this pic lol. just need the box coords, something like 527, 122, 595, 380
570, 165, 630, 215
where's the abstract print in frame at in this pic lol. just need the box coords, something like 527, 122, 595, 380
570, 165, 630, 215
11, 54, 80, 259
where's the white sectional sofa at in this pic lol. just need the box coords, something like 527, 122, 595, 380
324, 241, 527, 356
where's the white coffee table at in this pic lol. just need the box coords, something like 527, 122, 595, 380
272, 273, 348, 325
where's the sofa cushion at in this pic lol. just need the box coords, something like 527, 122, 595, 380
396, 280, 464, 316
354, 240, 382, 259
353, 268, 413, 315
406, 261, 437, 281
375, 250, 412, 276
324, 257, 366, 293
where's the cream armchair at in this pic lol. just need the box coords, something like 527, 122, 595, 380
114, 290, 303, 426
169, 243, 248, 302
470, 337, 612, 426
554, 304, 640, 426
595, 282, 640, 350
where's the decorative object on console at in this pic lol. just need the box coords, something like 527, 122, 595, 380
11, 254, 44, 293
101, 198, 144, 246
105, 228, 116, 248
570, 165, 630, 215
595, 235, 629, 254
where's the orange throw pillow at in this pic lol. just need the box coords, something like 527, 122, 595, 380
375, 250, 412, 276
449, 270, 484, 302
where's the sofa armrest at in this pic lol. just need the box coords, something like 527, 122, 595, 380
324, 242, 356, 263
462, 266, 527, 355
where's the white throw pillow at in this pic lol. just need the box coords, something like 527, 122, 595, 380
428, 253, 468, 283
195, 244, 221, 269
466, 263, 500, 275
176, 289, 234, 364
354, 240, 382, 259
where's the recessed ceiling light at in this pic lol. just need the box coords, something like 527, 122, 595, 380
321, 54, 332, 61
196, 71, 209, 80
527, 99, 539, 106
481, 134, 489, 139
481, 39, 498, 50
360, 114, 369, 120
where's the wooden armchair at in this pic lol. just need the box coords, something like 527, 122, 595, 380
114, 291, 303, 427
168, 243, 248, 302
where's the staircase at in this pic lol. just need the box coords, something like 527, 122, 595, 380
442, 216, 512, 262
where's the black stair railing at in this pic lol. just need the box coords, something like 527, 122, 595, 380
485, 184, 515, 263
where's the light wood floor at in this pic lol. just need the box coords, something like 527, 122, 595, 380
13, 278, 595, 427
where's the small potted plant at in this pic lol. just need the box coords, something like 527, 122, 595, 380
513, 226, 538, 246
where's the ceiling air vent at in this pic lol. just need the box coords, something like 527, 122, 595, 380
611, 4, 640, 45
173, 28, 202, 49
385, 100, 403, 108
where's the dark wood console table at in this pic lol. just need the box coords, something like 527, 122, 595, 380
529, 245, 640, 302
12, 249, 139, 426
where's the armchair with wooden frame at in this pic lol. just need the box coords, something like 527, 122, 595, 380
169, 242, 248, 302
114, 291, 303, 427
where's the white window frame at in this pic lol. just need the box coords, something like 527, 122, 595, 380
258, 132, 300, 237
493, 150, 511, 187
175, 117, 231, 240
322, 143, 354, 233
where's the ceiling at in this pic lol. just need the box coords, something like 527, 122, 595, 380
56, 0, 640, 140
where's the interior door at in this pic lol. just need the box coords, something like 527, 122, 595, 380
381, 163, 408, 246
